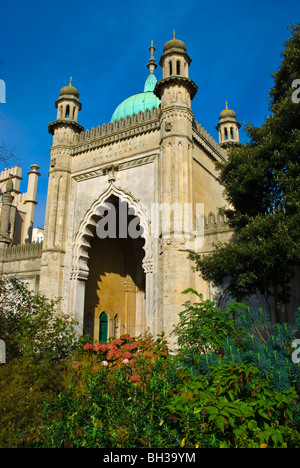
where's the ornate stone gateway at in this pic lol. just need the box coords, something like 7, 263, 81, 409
2, 35, 261, 342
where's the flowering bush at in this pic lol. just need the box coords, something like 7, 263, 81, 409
81, 331, 168, 387
42, 332, 178, 448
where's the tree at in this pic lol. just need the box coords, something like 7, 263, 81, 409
0, 142, 15, 164
190, 24, 300, 322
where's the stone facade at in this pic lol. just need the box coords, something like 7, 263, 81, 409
1, 36, 259, 341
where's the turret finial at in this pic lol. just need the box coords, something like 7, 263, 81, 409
173, 30, 176, 40
147, 41, 157, 74
69, 77, 73, 86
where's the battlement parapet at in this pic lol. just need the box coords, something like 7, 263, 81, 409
51, 107, 161, 154
3, 242, 43, 261
204, 212, 232, 233
193, 120, 227, 162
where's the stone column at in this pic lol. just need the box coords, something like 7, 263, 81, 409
0, 189, 14, 246
23, 164, 40, 243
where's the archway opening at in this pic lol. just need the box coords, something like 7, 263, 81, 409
83, 197, 146, 342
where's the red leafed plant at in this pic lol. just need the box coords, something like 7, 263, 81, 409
81, 330, 169, 386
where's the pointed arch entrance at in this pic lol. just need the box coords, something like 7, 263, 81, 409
70, 183, 154, 341
83, 197, 146, 340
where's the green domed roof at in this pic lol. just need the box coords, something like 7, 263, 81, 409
111, 73, 160, 122
144, 73, 158, 92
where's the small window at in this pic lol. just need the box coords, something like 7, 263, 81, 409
169, 61, 173, 76
177, 60, 181, 75
65, 105, 70, 118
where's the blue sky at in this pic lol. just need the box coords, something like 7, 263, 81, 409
0, 0, 299, 227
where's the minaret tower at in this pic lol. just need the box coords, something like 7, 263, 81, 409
154, 31, 198, 116
153, 34, 199, 337
48, 77, 84, 143
40, 79, 84, 300
216, 101, 241, 147
154, 32, 198, 219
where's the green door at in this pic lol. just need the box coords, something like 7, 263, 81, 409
99, 312, 108, 343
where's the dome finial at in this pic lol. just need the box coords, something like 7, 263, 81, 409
163, 34, 187, 53
69, 77, 73, 86
226, 100, 228, 109
147, 41, 157, 74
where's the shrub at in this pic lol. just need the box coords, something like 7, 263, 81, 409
174, 290, 300, 397
0, 275, 79, 447
172, 288, 244, 358
164, 362, 300, 448
0, 276, 79, 362
199, 305, 300, 396
81, 331, 169, 385
41, 350, 300, 448
42, 333, 181, 448
0, 358, 66, 447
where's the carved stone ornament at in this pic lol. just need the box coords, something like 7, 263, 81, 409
165, 121, 172, 132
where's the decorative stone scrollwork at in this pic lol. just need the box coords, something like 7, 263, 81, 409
165, 121, 172, 132
142, 259, 154, 274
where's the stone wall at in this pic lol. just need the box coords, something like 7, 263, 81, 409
2, 242, 42, 292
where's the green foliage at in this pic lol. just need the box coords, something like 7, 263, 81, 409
42, 337, 182, 448
168, 290, 300, 447
1, 276, 300, 449
0, 275, 79, 447
41, 297, 300, 449
189, 24, 300, 309
172, 288, 243, 356
0, 276, 79, 363
166, 362, 300, 448
176, 290, 300, 396
0, 358, 66, 447
42, 348, 300, 448
222, 306, 300, 395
